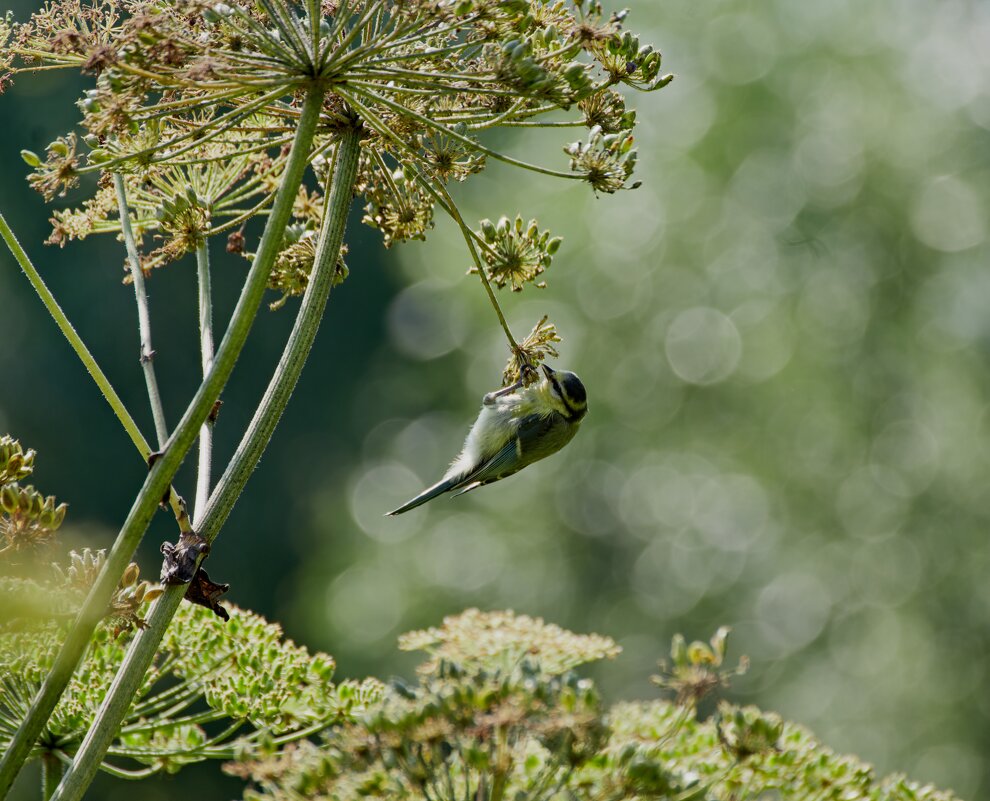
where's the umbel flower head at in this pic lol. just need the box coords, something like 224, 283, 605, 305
228, 615, 958, 801
51, 549, 164, 635
4, 0, 670, 303
651, 626, 749, 708
474, 215, 562, 292
0, 597, 380, 777
399, 608, 621, 677
232, 610, 618, 801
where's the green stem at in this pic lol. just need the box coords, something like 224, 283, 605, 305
115, 174, 169, 447
429, 180, 520, 354
0, 83, 327, 800
0, 213, 150, 464
45, 121, 359, 801
41, 752, 62, 801
193, 240, 215, 526
0, 212, 191, 529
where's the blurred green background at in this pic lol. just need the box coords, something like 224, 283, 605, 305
3, 0, 990, 798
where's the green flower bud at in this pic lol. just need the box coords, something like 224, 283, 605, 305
1, 483, 18, 514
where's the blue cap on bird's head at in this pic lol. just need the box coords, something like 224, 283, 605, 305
542, 363, 588, 418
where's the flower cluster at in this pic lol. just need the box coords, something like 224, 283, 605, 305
45, 126, 291, 275
0, 598, 375, 777
52, 549, 164, 635
230, 613, 958, 801
400, 608, 620, 676
503, 315, 562, 386
565, 125, 638, 194
474, 215, 562, 292
233, 610, 617, 801
651, 626, 749, 707
0, 435, 34, 484
4, 0, 669, 303
0, 435, 67, 557
715, 701, 783, 761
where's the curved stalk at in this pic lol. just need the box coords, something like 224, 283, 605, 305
115, 175, 169, 447
0, 83, 328, 799
45, 123, 361, 801
0, 213, 190, 528
0, 212, 149, 456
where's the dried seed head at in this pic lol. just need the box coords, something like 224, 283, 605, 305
503, 315, 562, 387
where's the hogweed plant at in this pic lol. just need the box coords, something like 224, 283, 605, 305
0, 2, 963, 801
0, 0, 669, 797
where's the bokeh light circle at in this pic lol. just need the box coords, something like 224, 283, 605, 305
665, 307, 742, 385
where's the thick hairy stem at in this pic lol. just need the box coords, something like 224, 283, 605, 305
199, 129, 360, 540
115, 174, 169, 447
41, 752, 62, 801
0, 83, 327, 798
194, 240, 215, 526
46, 122, 360, 801
0, 213, 190, 528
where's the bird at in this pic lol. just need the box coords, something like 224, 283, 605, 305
387, 363, 588, 515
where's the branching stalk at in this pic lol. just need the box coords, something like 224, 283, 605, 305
45, 121, 361, 801
115, 174, 169, 448
0, 83, 328, 799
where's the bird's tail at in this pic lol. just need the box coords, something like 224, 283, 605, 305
386, 476, 460, 515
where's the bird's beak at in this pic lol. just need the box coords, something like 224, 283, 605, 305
541, 363, 556, 379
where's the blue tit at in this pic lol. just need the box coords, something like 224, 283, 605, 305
387, 364, 588, 515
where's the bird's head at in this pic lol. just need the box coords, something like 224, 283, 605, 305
541, 363, 588, 421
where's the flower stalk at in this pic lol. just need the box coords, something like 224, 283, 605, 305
115, 174, 169, 447
41, 752, 62, 801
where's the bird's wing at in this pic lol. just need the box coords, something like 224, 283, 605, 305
452, 413, 560, 489
389, 413, 570, 514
